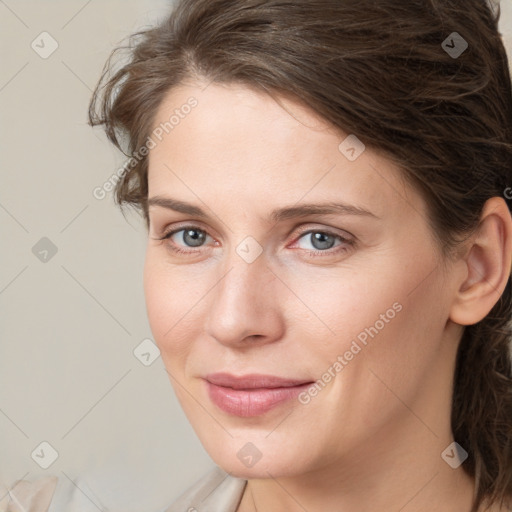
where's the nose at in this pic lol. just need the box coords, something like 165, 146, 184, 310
204, 253, 286, 348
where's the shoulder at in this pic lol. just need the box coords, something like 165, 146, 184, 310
0, 475, 108, 512
163, 466, 247, 512
1, 469, 246, 512
0, 476, 58, 511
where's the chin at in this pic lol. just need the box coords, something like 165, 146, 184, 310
201, 436, 310, 479
214, 456, 298, 480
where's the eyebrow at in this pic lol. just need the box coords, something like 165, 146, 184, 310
147, 196, 379, 222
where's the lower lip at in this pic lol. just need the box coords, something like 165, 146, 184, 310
205, 381, 313, 417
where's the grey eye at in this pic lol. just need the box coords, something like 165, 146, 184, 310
179, 228, 207, 247
297, 231, 339, 251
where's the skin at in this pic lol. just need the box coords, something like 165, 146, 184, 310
143, 81, 512, 512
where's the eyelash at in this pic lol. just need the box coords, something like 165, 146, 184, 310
155, 225, 356, 258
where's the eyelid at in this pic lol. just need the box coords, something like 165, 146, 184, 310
160, 230, 357, 261
157, 224, 216, 246
156, 222, 353, 242
291, 224, 354, 242
154, 221, 215, 241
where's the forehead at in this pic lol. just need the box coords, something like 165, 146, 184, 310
146, 82, 421, 221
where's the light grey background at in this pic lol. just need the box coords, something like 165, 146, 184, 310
1, 1, 511, 511
1, 2, 213, 511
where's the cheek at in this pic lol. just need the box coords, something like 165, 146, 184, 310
287, 268, 400, 352
301, 254, 447, 380
297, 273, 448, 450
143, 251, 206, 365
329, 268, 449, 412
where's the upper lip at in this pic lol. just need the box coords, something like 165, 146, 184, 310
205, 372, 314, 390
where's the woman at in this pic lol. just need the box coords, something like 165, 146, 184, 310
88, 0, 512, 511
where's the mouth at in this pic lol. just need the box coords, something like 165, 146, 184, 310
204, 373, 315, 417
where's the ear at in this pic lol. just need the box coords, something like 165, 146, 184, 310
449, 196, 512, 326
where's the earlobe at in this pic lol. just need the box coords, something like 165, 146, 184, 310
449, 197, 512, 326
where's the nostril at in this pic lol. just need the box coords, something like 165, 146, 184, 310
244, 334, 263, 342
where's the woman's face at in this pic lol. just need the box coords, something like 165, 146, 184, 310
144, 81, 461, 479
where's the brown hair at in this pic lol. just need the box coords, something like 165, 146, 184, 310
88, 0, 512, 509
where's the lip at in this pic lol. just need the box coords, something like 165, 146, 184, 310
205, 373, 314, 417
